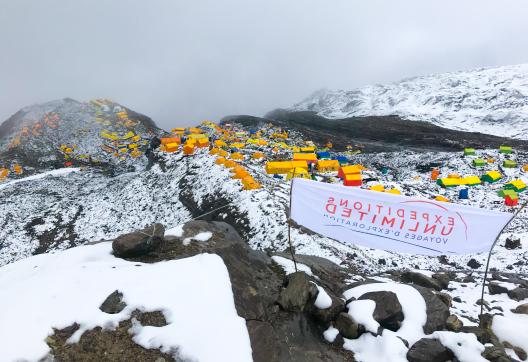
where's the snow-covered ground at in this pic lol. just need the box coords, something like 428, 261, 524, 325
290, 63, 528, 139
0, 243, 252, 362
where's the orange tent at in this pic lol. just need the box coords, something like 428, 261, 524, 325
165, 143, 179, 153
183, 143, 195, 155
0, 168, 9, 180
252, 152, 265, 159
13, 165, 23, 174
161, 137, 181, 145
224, 160, 237, 168
215, 157, 226, 165
231, 152, 245, 161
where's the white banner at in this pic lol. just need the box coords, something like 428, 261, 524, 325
291, 178, 513, 255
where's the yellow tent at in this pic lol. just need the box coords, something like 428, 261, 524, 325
197, 138, 210, 148
252, 152, 265, 159
215, 157, 226, 165
242, 176, 261, 190
265, 161, 308, 174
188, 133, 208, 140
224, 160, 237, 168
218, 149, 229, 157
231, 152, 245, 161
286, 167, 311, 180
316, 160, 339, 172
435, 195, 450, 202
215, 140, 228, 148
209, 148, 220, 155
369, 184, 385, 192
385, 189, 401, 195
293, 153, 317, 163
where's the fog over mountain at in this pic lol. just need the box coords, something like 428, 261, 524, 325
1, 0, 528, 129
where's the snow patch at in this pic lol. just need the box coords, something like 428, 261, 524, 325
182, 231, 213, 246
0, 168, 81, 191
347, 299, 379, 334
323, 326, 339, 343
165, 224, 184, 238
312, 283, 332, 309
271, 255, 313, 276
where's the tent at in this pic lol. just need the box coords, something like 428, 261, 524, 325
0, 168, 9, 179
505, 179, 527, 192
187, 133, 208, 140
461, 176, 481, 186
472, 159, 486, 167
498, 189, 518, 199
242, 176, 261, 190
333, 156, 349, 165
431, 169, 440, 180
369, 184, 385, 192
252, 152, 265, 159
215, 157, 226, 165
343, 173, 362, 187
464, 148, 476, 156
316, 160, 340, 172
218, 149, 229, 157
316, 151, 331, 159
183, 144, 195, 155
500, 146, 513, 154
232, 167, 250, 179
437, 178, 462, 188
214, 140, 227, 148
385, 189, 401, 195
503, 160, 517, 168
209, 148, 220, 155
161, 137, 181, 145
338, 165, 363, 179
286, 167, 311, 180
265, 161, 308, 174
481, 171, 502, 183
197, 138, 210, 148
231, 152, 245, 161
224, 160, 237, 168
505, 195, 518, 207
459, 189, 469, 200
523, 164, 528, 172
165, 142, 179, 153
435, 195, 450, 202
300, 146, 315, 153
293, 153, 318, 164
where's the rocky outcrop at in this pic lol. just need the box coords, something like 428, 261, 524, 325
112, 223, 165, 257
358, 291, 403, 331
407, 338, 454, 362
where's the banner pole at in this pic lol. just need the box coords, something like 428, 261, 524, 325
479, 200, 528, 316
288, 168, 298, 272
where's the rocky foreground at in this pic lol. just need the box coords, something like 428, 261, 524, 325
11, 221, 523, 362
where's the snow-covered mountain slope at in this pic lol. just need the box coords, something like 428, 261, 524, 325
289, 64, 528, 139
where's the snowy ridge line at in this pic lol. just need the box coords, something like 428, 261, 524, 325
0, 168, 81, 191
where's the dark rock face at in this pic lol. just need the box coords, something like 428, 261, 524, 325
334, 313, 359, 339
413, 286, 450, 334
461, 326, 492, 344
99, 290, 126, 314
488, 282, 509, 295
112, 223, 165, 257
508, 287, 528, 301
446, 314, 463, 332
504, 237, 521, 250
431, 273, 452, 290
401, 271, 444, 291
277, 272, 318, 312
482, 345, 512, 362
467, 258, 482, 269
407, 338, 454, 362
358, 291, 403, 331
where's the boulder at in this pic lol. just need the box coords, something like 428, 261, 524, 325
511, 303, 528, 314
504, 237, 521, 250
514, 346, 527, 361
401, 271, 444, 291
358, 291, 403, 331
277, 272, 318, 312
488, 282, 509, 295
413, 286, 450, 334
435, 292, 452, 308
461, 326, 492, 344
112, 223, 165, 258
508, 287, 528, 302
467, 258, 482, 269
432, 273, 453, 290
306, 292, 345, 325
407, 338, 454, 362
482, 346, 512, 362
446, 314, 463, 332
334, 312, 360, 339
99, 290, 126, 314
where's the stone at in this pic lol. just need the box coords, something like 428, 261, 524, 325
508, 287, 528, 302
358, 291, 403, 331
413, 286, 450, 334
407, 338, 454, 362
446, 314, 463, 332
432, 273, 453, 290
488, 282, 509, 295
334, 312, 360, 339
306, 292, 345, 325
467, 258, 482, 269
453, 296, 462, 303
461, 326, 492, 344
511, 303, 528, 314
112, 223, 165, 258
277, 272, 318, 312
99, 290, 126, 314
435, 292, 452, 308
246, 320, 280, 362
401, 271, 444, 291
462, 274, 476, 283
504, 237, 521, 250
514, 346, 527, 361
482, 346, 512, 362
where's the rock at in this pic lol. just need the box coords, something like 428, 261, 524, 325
467, 258, 482, 269
112, 223, 165, 258
378, 258, 386, 265
508, 287, 528, 302
482, 346, 512, 362
504, 237, 521, 250
435, 292, 452, 308
461, 326, 492, 344
462, 274, 476, 283
488, 282, 509, 295
306, 292, 345, 326
277, 272, 318, 312
99, 290, 126, 314
514, 346, 527, 361
446, 314, 463, 332
453, 296, 462, 303
401, 271, 444, 291
512, 303, 528, 314
334, 312, 360, 339
407, 338, 454, 362
358, 291, 403, 331
432, 273, 453, 290
479, 313, 494, 330
246, 321, 280, 362
413, 286, 450, 334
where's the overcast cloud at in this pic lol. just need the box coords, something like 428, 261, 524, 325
1, 0, 527, 129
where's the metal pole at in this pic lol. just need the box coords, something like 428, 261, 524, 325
479, 200, 528, 316
288, 168, 298, 272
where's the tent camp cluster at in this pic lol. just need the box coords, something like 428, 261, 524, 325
432, 146, 527, 206
91, 99, 149, 161
0, 164, 23, 181
7, 112, 61, 150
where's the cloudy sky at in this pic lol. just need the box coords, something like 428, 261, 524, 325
1, 0, 527, 129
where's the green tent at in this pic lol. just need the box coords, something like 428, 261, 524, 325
504, 180, 527, 192
472, 159, 486, 167
498, 189, 518, 199
464, 148, 476, 156
481, 171, 502, 183
503, 160, 517, 168
500, 146, 513, 154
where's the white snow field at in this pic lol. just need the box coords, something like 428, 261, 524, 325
290, 63, 528, 139
0, 167, 80, 191
0, 243, 252, 362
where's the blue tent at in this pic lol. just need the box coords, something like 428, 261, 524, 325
249, 129, 256, 135
459, 188, 469, 199
317, 151, 331, 159
231, 148, 240, 152
333, 156, 349, 164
